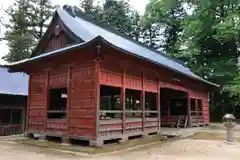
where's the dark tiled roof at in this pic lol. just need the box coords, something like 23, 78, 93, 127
0, 66, 28, 96
58, 6, 218, 87
8, 5, 218, 87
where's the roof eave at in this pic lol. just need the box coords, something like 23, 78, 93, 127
5, 36, 104, 72
6, 34, 218, 88
97, 37, 219, 88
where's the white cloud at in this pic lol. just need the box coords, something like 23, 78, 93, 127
0, 0, 149, 64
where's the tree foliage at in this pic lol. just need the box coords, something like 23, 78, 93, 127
180, 0, 240, 119
2, 0, 34, 62
1, 0, 54, 62
79, 0, 141, 40
142, 0, 186, 53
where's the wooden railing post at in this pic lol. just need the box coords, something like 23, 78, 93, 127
187, 95, 192, 127
157, 82, 161, 131
95, 59, 100, 139
141, 73, 145, 132
66, 66, 72, 136
195, 99, 199, 126
121, 69, 126, 134
44, 71, 49, 132
141, 91, 145, 132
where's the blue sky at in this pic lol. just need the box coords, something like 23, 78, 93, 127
0, 0, 149, 64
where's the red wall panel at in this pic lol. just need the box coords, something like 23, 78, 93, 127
28, 73, 46, 132
68, 63, 97, 138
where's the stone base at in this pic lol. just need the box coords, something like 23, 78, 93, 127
61, 137, 70, 146
142, 133, 148, 138
38, 134, 46, 141
89, 139, 103, 147
119, 137, 128, 144
224, 140, 237, 145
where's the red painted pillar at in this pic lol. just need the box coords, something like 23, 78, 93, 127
187, 94, 192, 127
95, 59, 100, 138
157, 82, 161, 131
141, 73, 145, 132
26, 75, 32, 132
195, 99, 199, 126
44, 71, 49, 133
132, 94, 136, 116
66, 66, 72, 136
121, 69, 126, 134
168, 99, 170, 117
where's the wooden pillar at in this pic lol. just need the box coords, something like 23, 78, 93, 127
132, 94, 136, 116
121, 69, 126, 134
26, 75, 31, 132
141, 73, 145, 132
21, 108, 26, 133
9, 109, 12, 125
167, 99, 170, 117
187, 94, 192, 127
141, 91, 145, 132
95, 59, 100, 138
157, 82, 161, 131
195, 99, 199, 126
66, 66, 72, 136
44, 71, 49, 132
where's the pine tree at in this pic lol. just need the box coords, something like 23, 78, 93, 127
28, 0, 55, 40
1, 0, 55, 62
2, 0, 34, 62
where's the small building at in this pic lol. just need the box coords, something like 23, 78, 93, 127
8, 5, 218, 146
0, 66, 28, 136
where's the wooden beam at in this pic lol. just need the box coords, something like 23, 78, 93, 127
22, 108, 26, 133
121, 69, 126, 134
141, 73, 145, 132
132, 94, 136, 116
66, 66, 72, 136
9, 109, 12, 125
195, 99, 199, 127
95, 59, 100, 138
157, 82, 161, 130
187, 95, 192, 127
44, 71, 49, 132
26, 75, 32, 132
168, 99, 170, 117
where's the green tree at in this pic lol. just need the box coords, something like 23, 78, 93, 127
29, 0, 55, 39
1, 0, 54, 62
2, 0, 34, 62
180, 0, 240, 120
79, 0, 141, 40
143, 0, 186, 54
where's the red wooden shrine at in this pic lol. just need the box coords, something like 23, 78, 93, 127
8, 5, 217, 147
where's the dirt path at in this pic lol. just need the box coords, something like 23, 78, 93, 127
1, 139, 240, 160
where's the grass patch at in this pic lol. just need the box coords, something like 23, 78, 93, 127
208, 125, 225, 130
191, 132, 240, 142
15, 135, 174, 155
191, 132, 224, 140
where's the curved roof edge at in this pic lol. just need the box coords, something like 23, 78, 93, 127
6, 34, 219, 88
6, 36, 102, 69
98, 37, 219, 88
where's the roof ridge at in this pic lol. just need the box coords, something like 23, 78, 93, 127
63, 5, 187, 68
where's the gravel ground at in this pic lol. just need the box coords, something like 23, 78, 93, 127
0, 138, 240, 160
